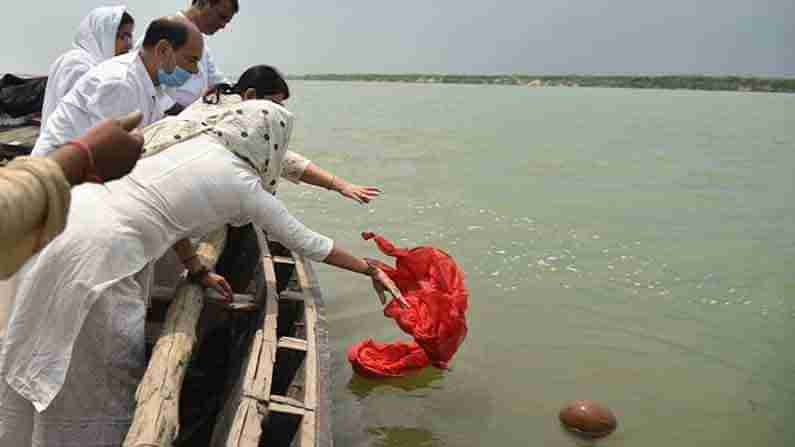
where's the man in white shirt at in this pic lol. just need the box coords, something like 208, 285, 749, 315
32, 17, 204, 156
159, 0, 238, 114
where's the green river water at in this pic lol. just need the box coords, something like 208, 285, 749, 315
279, 81, 795, 447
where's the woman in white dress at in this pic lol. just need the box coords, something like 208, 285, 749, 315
38, 6, 136, 131
0, 67, 402, 446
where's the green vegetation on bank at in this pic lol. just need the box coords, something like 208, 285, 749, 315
290, 74, 795, 93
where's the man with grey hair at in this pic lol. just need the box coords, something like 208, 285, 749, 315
157, 0, 239, 114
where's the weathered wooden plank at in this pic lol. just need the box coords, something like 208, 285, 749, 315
300, 260, 333, 447
278, 336, 308, 352
272, 255, 296, 265
269, 401, 306, 417
227, 398, 265, 447
15, 127, 39, 145
0, 125, 38, 144
123, 227, 228, 447
300, 407, 317, 447
278, 289, 306, 302
210, 231, 280, 447
269, 394, 305, 409
294, 255, 318, 412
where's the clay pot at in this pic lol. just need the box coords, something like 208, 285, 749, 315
559, 400, 617, 439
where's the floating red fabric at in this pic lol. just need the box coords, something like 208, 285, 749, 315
347, 232, 469, 378
347, 340, 429, 378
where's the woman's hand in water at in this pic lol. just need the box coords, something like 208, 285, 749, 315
336, 180, 381, 205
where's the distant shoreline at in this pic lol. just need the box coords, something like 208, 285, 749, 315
289, 74, 795, 93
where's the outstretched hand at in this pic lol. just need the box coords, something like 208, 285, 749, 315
81, 111, 145, 181
337, 181, 381, 205
365, 258, 408, 308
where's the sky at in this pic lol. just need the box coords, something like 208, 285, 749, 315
1, 0, 793, 77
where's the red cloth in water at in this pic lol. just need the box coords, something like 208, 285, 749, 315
347, 232, 469, 378
347, 340, 429, 378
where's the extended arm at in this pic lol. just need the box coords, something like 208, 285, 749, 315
284, 151, 381, 205
246, 184, 404, 306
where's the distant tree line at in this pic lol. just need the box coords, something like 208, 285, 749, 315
289, 74, 795, 93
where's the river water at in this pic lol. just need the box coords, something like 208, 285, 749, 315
279, 81, 795, 446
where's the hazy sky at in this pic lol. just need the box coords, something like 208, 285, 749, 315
1, 0, 793, 77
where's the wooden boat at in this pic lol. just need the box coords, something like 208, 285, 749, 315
132, 226, 333, 447
0, 122, 36, 162
0, 120, 333, 446
0, 72, 43, 161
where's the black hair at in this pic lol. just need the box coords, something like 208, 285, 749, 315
120, 11, 135, 27
141, 18, 189, 50
193, 0, 240, 13
204, 65, 290, 104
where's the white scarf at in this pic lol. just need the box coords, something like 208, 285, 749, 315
73, 5, 127, 64
142, 97, 295, 192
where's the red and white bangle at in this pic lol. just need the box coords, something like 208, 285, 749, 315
68, 139, 103, 183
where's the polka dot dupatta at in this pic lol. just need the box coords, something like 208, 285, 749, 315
141, 98, 295, 194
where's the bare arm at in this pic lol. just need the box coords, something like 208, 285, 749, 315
322, 244, 406, 307
244, 182, 404, 307
172, 237, 233, 300
299, 162, 381, 204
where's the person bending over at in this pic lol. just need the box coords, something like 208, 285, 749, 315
0, 93, 402, 446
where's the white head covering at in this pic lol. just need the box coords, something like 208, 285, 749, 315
73, 5, 128, 64
39, 6, 129, 127
142, 97, 295, 191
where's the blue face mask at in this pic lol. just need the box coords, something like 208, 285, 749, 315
157, 51, 192, 87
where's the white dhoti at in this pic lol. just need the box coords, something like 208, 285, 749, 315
0, 271, 146, 447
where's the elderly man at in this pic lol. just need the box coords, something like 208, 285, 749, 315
157, 0, 238, 113
32, 17, 203, 156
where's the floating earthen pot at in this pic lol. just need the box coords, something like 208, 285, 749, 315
559, 400, 617, 439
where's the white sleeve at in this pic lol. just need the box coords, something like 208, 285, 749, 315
204, 47, 229, 87
240, 176, 333, 262
40, 60, 91, 128
86, 80, 139, 125
52, 62, 91, 108
280, 151, 312, 184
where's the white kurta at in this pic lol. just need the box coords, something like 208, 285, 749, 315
0, 100, 332, 445
40, 6, 128, 129
32, 50, 168, 156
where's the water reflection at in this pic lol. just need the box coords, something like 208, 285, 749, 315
348, 368, 446, 400
366, 426, 444, 447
